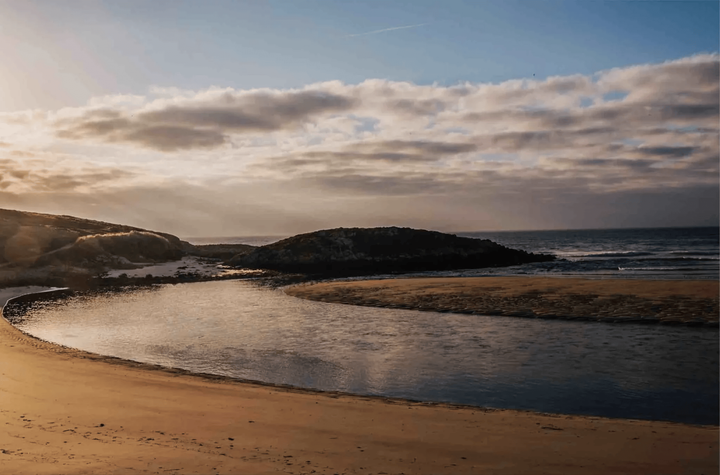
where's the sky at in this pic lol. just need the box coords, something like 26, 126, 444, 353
0, 0, 718, 237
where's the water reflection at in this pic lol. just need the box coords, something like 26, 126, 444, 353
16, 280, 718, 425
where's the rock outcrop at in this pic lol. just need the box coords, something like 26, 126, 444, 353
228, 227, 554, 275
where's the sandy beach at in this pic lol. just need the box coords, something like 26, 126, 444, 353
285, 276, 720, 326
1, 281, 718, 474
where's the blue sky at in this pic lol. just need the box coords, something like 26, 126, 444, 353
0, 1, 718, 235
2, 0, 717, 110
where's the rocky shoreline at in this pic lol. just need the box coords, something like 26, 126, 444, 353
1, 209, 560, 289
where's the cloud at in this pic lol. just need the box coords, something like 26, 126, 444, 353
636, 146, 697, 158
47, 54, 718, 159
54, 90, 355, 151
0, 153, 140, 194
345, 23, 428, 38
0, 53, 715, 233
544, 157, 655, 170
119, 126, 227, 151
598, 54, 719, 103
139, 91, 354, 130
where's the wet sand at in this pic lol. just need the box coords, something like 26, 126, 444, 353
0, 284, 718, 474
285, 276, 720, 326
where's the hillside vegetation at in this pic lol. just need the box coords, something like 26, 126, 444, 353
0, 209, 197, 286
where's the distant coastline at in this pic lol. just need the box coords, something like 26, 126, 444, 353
186, 226, 719, 281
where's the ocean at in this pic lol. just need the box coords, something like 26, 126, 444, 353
186, 227, 719, 280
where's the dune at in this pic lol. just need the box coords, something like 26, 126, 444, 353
0, 286, 717, 474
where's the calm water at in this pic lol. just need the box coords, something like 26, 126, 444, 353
15, 280, 719, 425
186, 227, 719, 280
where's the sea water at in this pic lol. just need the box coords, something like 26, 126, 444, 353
13, 280, 719, 425
458, 227, 719, 280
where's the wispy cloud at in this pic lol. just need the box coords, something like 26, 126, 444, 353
345, 23, 427, 38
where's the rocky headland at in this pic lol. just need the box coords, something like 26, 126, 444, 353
228, 226, 554, 276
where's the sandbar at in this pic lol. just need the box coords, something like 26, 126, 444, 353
285, 276, 719, 325
0, 282, 717, 474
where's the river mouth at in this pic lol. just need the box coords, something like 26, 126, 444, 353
9, 280, 719, 425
